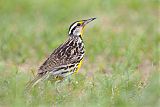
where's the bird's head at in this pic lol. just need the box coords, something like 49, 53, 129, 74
68, 17, 96, 36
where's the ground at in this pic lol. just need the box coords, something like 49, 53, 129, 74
0, 0, 159, 107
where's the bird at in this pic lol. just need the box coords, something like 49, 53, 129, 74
26, 17, 96, 90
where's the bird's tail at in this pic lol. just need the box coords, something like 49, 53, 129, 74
25, 74, 44, 91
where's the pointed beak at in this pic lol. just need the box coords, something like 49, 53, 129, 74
83, 17, 96, 26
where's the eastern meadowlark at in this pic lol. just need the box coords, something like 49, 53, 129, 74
26, 17, 96, 89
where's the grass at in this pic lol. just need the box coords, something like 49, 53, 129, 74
0, 0, 159, 107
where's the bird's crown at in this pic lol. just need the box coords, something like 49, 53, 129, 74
68, 17, 96, 36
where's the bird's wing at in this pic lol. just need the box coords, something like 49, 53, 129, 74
38, 37, 84, 74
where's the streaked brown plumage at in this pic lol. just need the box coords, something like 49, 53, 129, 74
38, 35, 84, 77
26, 18, 96, 90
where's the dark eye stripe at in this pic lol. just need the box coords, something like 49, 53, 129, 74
69, 22, 78, 34
77, 23, 81, 26
71, 26, 77, 34
69, 21, 80, 35
69, 22, 76, 31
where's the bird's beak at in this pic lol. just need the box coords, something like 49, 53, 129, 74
82, 17, 96, 26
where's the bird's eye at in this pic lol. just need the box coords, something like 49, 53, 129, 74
77, 23, 81, 26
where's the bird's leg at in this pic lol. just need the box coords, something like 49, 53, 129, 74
66, 75, 74, 92
55, 76, 65, 94
55, 80, 61, 94
68, 76, 72, 84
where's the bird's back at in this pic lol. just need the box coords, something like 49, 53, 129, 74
25, 18, 95, 90
38, 36, 85, 78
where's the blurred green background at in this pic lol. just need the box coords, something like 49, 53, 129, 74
0, 0, 159, 107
